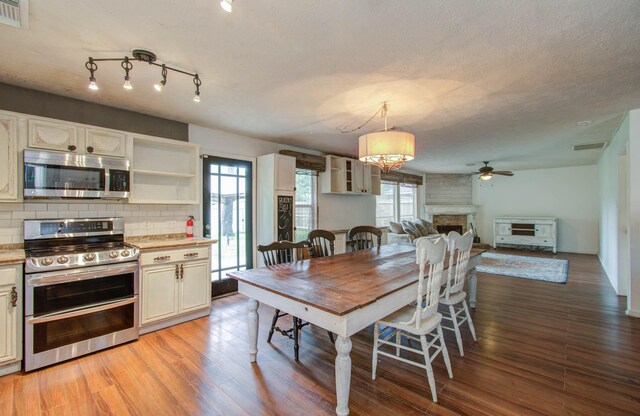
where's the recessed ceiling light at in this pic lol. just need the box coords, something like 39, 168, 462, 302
576, 120, 592, 127
220, 0, 233, 13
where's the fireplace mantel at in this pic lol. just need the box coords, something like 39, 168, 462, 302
424, 204, 478, 216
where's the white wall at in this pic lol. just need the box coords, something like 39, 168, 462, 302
473, 165, 600, 254
598, 114, 629, 295
188, 125, 378, 233
629, 111, 640, 316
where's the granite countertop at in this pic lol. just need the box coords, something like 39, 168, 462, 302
126, 234, 218, 251
0, 244, 25, 265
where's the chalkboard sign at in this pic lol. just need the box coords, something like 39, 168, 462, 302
277, 195, 294, 241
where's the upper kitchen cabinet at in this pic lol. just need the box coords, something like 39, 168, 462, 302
27, 117, 127, 158
0, 114, 18, 201
258, 153, 296, 192
129, 134, 200, 204
320, 155, 380, 195
28, 119, 78, 152
84, 128, 126, 157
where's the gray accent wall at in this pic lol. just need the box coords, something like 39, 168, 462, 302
0, 83, 188, 141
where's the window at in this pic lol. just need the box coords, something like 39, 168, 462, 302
376, 181, 418, 226
294, 169, 317, 242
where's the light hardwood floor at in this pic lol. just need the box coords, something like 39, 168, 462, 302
1, 249, 639, 415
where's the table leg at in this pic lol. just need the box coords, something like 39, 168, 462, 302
468, 267, 477, 309
335, 336, 352, 416
248, 298, 259, 362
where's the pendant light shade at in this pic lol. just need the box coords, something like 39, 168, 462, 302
358, 131, 415, 173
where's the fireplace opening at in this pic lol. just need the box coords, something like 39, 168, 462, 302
437, 225, 463, 234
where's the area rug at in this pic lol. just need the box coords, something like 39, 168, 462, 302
476, 252, 568, 283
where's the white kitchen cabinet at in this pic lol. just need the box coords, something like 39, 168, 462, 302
140, 245, 211, 334
0, 114, 18, 201
85, 128, 126, 157
28, 119, 78, 152
494, 216, 558, 253
0, 264, 22, 376
257, 154, 297, 252
320, 155, 380, 195
141, 263, 180, 324
129, 134, 200, 204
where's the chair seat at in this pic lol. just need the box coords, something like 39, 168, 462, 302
378, 305, 442, 335
439, 291, 467, 305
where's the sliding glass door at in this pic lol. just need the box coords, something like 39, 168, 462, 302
202, 155, 253, 297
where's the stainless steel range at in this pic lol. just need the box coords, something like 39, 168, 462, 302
23, 218, 139, 371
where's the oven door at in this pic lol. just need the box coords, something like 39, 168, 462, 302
24, 262, 139, 371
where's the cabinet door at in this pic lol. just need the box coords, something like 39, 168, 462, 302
496, 223, 511, 236
275, 155, 296, 191
535, 224, 552, 237
28, 119, 78, 152
0, 284, 18, 364
85, 128, 126, 157
362, 164, 372, 193
179, 261, 211, 314
141, 264, 179, 325
0, 115, 18, 200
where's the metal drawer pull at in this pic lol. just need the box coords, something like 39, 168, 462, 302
10, 286, 18, 308
184, 252, 199, 258
154, 255, 171, 262
28, 297, 137, 324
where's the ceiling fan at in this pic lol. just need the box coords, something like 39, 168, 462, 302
471, 161, 514, 180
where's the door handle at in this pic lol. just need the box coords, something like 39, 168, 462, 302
180, 264, 184, 280
10, 286, 17, 307
175, 264, 179, 280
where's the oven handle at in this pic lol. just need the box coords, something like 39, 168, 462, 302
27, 297, 137, 324
26, 262, 139, 287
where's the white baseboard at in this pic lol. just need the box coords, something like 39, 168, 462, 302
0, 361, 21, 376
626, 308, 640, 318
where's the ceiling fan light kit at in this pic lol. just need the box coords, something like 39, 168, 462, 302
471, 161, 514, 180
84, 49, 201, 102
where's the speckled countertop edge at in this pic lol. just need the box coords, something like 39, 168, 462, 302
126, 234, 218, 251
0, 244, 25, 265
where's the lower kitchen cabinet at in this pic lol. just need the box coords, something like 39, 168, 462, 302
0, 264, 22, 376
139, 245, 212, 334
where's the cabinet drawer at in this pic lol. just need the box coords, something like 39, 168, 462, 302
140, 246, 210, 266
0, 265, 18, 286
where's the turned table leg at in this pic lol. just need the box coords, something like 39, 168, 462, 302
248, 299, 259, 362
468, 267, 478, 309
335, 336, 352, 416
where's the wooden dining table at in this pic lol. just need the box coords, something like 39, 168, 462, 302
228, 243, 484, 416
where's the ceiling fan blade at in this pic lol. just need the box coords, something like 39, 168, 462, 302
493, 171, 514, 176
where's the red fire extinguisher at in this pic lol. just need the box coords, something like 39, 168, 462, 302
186, 216, 194, 238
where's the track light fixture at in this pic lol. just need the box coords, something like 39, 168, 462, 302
154, 64, 168, 92
220, 0, 233, 13
84, 49, 201, 102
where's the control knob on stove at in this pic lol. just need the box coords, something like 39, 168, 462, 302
109, 250, 119, 259
84, 253, 96, 261
121, 250, 131, 257
57, 256, 69, 264
41, 257, 54, 266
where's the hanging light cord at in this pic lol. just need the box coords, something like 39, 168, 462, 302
338, 101, 389, 134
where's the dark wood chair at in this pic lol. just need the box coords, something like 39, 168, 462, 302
307, 229, 336, 258
347, 225, 382, 252
257, 240, 309, 360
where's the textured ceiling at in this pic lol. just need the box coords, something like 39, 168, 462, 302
1, 0, 639, 173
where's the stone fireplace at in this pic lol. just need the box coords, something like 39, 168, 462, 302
423, 204, 478, 235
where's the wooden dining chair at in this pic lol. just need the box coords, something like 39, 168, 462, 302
347, 225, 382, 252
257, 241, 308, 360
307, 229, 336, 258
440, 231, 477, 357
371, 237, 452, 402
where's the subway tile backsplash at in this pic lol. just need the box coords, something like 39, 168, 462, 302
0, 201, 200, 244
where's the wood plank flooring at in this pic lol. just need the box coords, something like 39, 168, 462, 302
2, 249, 640, 415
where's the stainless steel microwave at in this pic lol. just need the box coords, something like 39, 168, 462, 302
24, 150, 130, 199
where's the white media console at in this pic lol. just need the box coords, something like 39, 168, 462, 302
494, 216, 557, 253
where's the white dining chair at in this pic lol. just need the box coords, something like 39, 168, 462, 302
371, 237, 452, 403
440, 231, 477, 357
